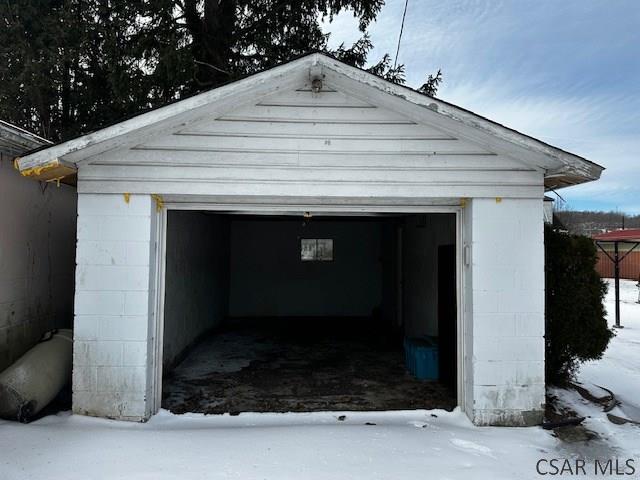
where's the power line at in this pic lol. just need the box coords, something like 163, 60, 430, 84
393, 0, 410, 69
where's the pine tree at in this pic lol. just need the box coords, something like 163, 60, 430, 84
0, 0, 442, 141
545, 226, 613, 384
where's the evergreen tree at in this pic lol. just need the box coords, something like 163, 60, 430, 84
545, 226, 613, 384
0, 0, 442, 141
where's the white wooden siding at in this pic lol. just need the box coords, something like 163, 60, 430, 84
17, 53, 602, 189
78, 81, 543, 198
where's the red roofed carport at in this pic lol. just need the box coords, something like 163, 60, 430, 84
593, 229, 640, 328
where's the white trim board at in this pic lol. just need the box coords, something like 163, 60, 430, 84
151, 202, 467, 415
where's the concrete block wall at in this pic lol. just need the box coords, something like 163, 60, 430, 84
73, 193, 156, 420
229, 219, 384, 317
467, 198, 545, 426
69, 192, 545, 425
0, 154, 76, 372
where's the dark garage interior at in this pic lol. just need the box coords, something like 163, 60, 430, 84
161, 211, 458, 414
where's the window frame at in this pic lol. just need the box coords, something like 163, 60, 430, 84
300, 238, 334, 262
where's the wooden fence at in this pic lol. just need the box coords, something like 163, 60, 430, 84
596, 251, 640, 280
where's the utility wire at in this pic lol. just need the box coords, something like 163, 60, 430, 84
393, 0, 410, 69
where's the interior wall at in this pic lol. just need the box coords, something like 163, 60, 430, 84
0, 154, 77, 372
379, 222, 401, 327
402, 214, 456, 338
229, 218, 383, 317
163, 212, 229, 368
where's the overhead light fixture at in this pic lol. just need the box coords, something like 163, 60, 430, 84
311, 78, 322, 93
309, 61, 323, 93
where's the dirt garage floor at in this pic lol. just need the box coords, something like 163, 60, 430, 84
162, 319, 456, 414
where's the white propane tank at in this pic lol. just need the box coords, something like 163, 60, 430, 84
0, 329, 72, 422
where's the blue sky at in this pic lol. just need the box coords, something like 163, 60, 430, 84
323, 1, 640, 214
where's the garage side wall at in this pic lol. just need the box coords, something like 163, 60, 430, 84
402, 214, 456, 337
73, 194, 157, 420
163, 212, 230, 368
469, 198, 545, 426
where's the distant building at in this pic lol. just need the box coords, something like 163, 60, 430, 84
593, 229, 640, 281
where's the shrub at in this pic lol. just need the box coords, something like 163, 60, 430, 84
545, 225, 613, 385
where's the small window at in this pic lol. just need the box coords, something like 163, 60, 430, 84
301, 238, 333, 261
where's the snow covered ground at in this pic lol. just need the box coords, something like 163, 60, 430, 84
0, 408, 563, 480
577, 279, 640, 421
552, 278, 640, 464
0, 279, 638, 480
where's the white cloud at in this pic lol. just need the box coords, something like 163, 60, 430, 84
441, 85, 640, 213
321, 0, 640, 214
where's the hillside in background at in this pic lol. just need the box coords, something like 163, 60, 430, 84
555, 210, 640, 237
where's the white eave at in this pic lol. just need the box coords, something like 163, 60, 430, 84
0, 120, 51, 157
14, 53, 604, 190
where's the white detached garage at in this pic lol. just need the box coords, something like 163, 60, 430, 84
16, 53, 602, 426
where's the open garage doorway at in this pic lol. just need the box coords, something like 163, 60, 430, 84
158, 209, 460, 414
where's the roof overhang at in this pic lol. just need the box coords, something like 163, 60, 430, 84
0, 120, 77, 185
14, 53, 604, 190
17, 157, 78, 183
0, 120, 51, 155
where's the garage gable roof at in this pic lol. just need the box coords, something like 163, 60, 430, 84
15, 52, 603, 190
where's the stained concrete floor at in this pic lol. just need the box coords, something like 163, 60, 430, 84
162, 319, 456, 414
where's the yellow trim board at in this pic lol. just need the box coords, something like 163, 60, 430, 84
15, 158, 77, 182
151, 194, 164, 212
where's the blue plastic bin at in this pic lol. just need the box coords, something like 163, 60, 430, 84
403, 337, 439, 381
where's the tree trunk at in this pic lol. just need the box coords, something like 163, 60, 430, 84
184, 0, 236, 89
